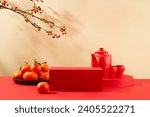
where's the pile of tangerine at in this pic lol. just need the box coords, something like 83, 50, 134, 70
13, 60, 50, 93
13, 60, 49, 81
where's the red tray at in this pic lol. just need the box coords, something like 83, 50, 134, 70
103, 74, 134, 87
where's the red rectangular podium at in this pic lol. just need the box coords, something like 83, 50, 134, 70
49, 67, 103, 91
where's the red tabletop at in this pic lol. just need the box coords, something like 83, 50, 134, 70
0, 77, 150, 100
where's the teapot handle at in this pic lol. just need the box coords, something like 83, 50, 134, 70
91, 53, 100, 67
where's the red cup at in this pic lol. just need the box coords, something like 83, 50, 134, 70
104, 67, 111, 78
109, 66, 117, 79
116, 65, 125, 78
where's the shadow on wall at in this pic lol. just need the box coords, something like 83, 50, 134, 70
48, 6, 83, 36
0, 61, 8, 75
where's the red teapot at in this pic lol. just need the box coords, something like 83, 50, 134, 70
91, 48, 112, 76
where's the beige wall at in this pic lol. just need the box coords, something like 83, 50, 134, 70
0, 0, 150, 78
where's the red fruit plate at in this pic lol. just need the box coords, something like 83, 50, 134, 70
13, 78, 48, 85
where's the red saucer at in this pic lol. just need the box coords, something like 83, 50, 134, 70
103, 74, 134, 87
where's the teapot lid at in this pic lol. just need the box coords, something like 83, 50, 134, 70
95, 48, 108, 54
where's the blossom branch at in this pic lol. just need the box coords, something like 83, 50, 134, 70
0, 0, 66, 38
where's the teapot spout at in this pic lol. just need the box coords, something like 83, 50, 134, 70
91, 53, 100, 67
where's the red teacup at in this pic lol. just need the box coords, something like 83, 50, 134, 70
109, 66, 117, 79
116, 65, 125, 78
